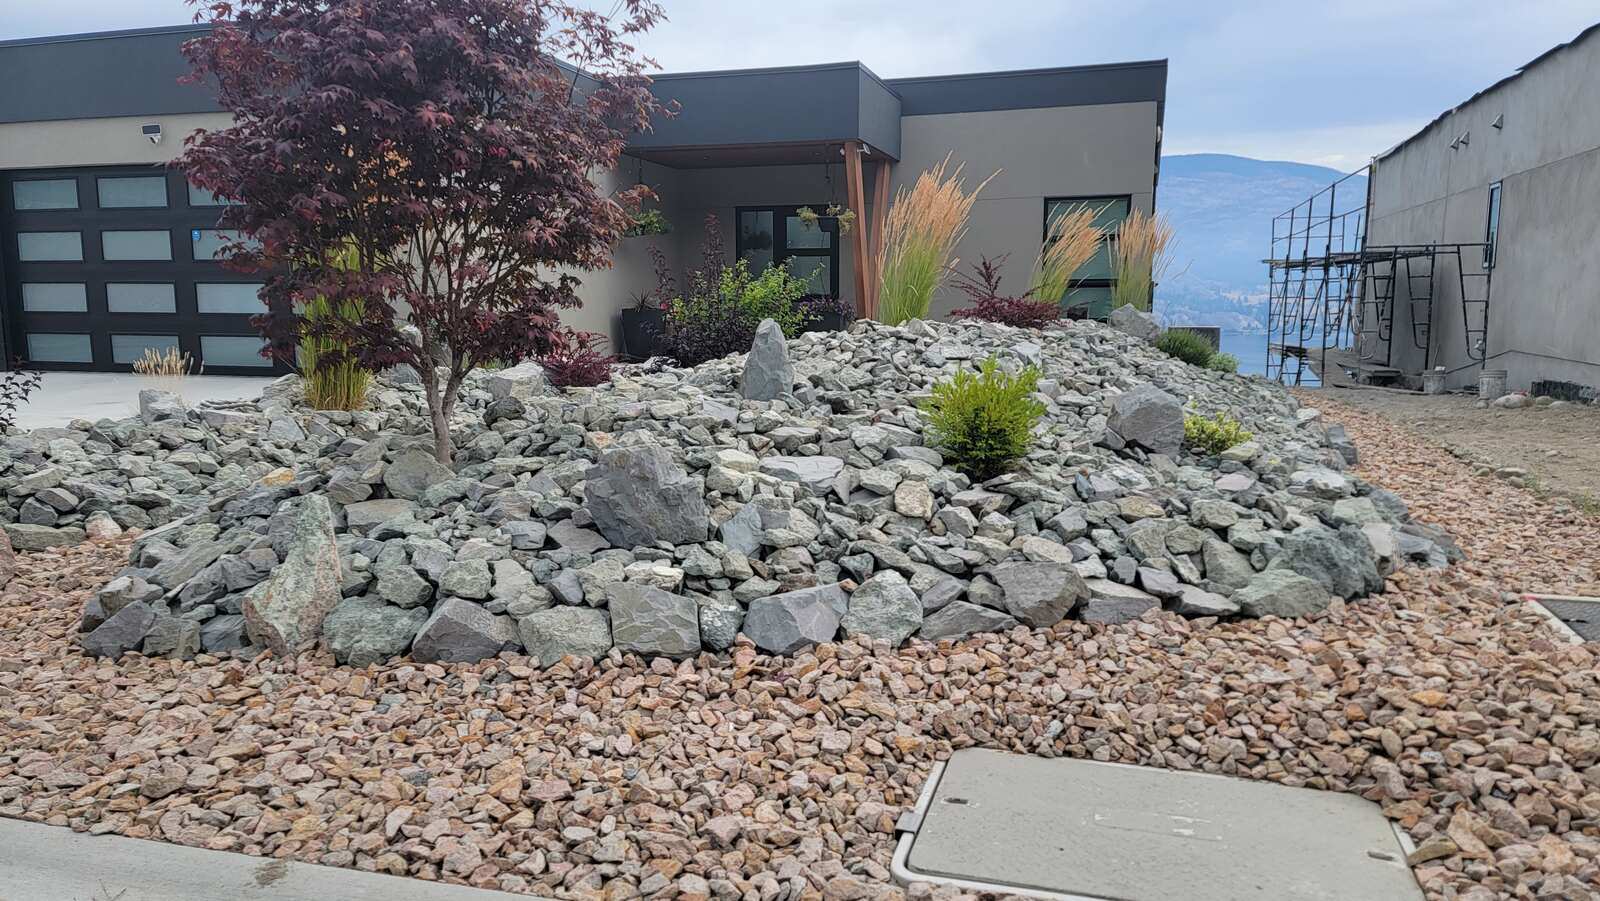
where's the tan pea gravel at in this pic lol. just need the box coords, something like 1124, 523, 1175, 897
4, 395, 1600, 901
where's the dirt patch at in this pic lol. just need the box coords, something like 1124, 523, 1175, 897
1303, 387, 1600, 507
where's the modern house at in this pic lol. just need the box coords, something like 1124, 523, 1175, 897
0, 25, 1167, 374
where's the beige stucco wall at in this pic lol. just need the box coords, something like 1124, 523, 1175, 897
0, 113, 233, 169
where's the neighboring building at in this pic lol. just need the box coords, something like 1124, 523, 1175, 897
1362, 23, 1600, 392
0, 25, 1166, 373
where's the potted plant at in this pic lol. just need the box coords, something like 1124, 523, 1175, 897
798, 293, 854, 333
620, 242, 674, 359
623, 208, 670, 237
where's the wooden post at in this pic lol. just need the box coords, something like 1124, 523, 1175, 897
868, 160, 891, 320
843, 140, 870, 319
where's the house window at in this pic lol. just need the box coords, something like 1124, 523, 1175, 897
1485, 182, 1502, 269
1044, 196, 1131, 318
735, 205, 840, 298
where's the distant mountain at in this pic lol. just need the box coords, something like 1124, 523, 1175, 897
1153, 153, 1365, 332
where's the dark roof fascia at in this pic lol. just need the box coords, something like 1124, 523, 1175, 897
886, 58, 1168, 124
1376, 21, 1600, 162
0, 23, 209, 48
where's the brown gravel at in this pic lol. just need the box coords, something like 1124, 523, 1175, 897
4, 397, 1600, 901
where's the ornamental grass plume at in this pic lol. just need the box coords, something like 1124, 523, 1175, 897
1030, 203, 1102, 307
1110, 207, 1177, 313
876, 154, 996, 325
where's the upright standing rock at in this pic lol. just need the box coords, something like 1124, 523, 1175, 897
586, 443, 709, 548
1109, 305, 1162, 343
742, 318, 794, 401
1106, 385, 1184, 456
242, 494, 342, 656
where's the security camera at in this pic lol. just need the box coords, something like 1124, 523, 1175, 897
141, 123, 162, 145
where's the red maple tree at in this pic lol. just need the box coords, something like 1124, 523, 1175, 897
178, 0, 665, 461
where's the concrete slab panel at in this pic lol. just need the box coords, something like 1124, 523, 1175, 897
13, 372, 275, 429
894, 748, 1423, 901
0, 816, 537, 901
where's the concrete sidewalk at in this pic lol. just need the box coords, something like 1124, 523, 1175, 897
0, 817, 538, 901
12, 372, 275, 430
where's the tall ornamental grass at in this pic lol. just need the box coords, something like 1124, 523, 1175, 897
299, 243, 373, 411
1030, 204, 1102, 307
876, 155, 995, 325
1109, 208, 1176, 312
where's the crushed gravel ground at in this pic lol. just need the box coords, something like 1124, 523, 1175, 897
3, 393, 1600, 901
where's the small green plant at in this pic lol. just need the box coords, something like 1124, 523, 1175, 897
625, 208, 670, 237
1184, 411, 1252, 456
1156, 329, 1215, 367
299, 243, 374, 411
795, 204, 857, 234
1206, 352, 1239, 373
921, 356, 1046, 481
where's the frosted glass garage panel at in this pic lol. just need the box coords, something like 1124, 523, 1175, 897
12, 179, 78, 210
18, 231, 83, 261
196, 283, 264, 314
102, 230, 172, 261
112, 334, 180, 365
21, 283, 88, 312
26, 333, 93, 363
97, 176, 169, 208
187, 182, 234, 207
107, 283, 177, 314
192, 228, 257, 261
201, 335, 271, 367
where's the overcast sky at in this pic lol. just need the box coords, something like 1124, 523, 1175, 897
3, 0, 1595, 171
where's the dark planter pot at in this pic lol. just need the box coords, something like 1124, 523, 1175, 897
621, 307, 667, 359
801, 310, 850, 334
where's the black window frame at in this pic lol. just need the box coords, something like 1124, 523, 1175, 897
1043, 194, 1133, 319
734, 204, 841, 299
1484, 181, 1502, 270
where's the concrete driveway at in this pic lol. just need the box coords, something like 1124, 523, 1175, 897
11, 372, 277, 430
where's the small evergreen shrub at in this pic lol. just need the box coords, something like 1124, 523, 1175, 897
1156, 329, 1215, 367
1184, 411, 1252, 456
1206, 352, 1239, 373
921, 356, 1046, 481
539, 328, 614, 387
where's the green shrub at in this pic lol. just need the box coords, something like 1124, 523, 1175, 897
1206, 352, 1239, 373
662, 258, 809, 366
1155, 329, 1215, 367
921, 356, 1045, 481
1184, 411, 1252, 456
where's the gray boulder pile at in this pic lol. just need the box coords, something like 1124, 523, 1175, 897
0, 316, 1459, 666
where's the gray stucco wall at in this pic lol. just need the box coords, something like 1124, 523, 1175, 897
1366, 27, 1600, 391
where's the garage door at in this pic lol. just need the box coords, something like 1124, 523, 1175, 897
0, 165, 286, 375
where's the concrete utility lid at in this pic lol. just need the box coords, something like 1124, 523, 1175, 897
893, 749, 1423, 901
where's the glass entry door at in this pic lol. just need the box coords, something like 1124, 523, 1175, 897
736, 205, 840, 298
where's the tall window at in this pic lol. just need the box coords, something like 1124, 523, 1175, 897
1484, 182, 1502, 269
1043, 196, 1130, 319
735, 205, 839, 297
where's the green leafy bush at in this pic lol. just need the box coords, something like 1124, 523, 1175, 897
921, 356, 1046, 481
662, 258, 809, 366
1184, 411, 1252, 456
1155, 329, 1215, 367
1206, 352, 1239, 373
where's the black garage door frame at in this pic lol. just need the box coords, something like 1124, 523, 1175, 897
0, 164, 290, 376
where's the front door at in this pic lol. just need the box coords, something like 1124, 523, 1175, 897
735, 205, 840, 298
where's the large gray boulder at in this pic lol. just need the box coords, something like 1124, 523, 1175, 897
917, 601, 1019, 642
989, 562, 1087, 628
242, 495, 342, 657
411, 597, 520, 663
586, 443, 710, 548
606, 583, 701, 658
4, 523, 86, 551
742, 318, 794, 401
1109, 305, 1162, 343
82, 602, 157, 658
758, 456, 845, 496
1234, 569, 1332, 618
323, 596, 429, 666
744, 585, 845, 655
1079, 579, 1160, 624
518, 606, 613, 664
1201, 537, 1255, 592
383, 451, 453, 501
485, 360, 548, 400
1270, 525, 1383, 600
1106, 385, 1184, 456
142, 613, 201, 660
373, 543, 434, 608
138, 388, 186, 425
841, 571, 922, 646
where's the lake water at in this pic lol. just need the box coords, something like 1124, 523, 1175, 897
1218, 331, 1269, 376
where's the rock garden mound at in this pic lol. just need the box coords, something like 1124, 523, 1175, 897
0, 317, 1458, 666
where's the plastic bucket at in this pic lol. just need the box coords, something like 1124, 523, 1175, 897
1421, 371, 1447, 395
1479, 369, 1508, 400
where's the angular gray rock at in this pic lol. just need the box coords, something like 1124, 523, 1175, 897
323, 596, 429, 666
841, 571, 923, 645
1202, 537, 1255, 592
485, 360, 548, 400
344, 498, 418, 533
1106, 384, 1184, 456
1109, 305, 1162, 343
742, 318, 794, 401
917, 601, 1019, 641
138, 388, 186, 424
547, 520, 610, 556
1270, 525, 1383, 600
440, 557, 493, 600
411, 597, 520, 664
1234, 569, 1332, 618
383, 451, 453, 501
242, 494, 342, 656
758, 456, 845, 496
606, 583, 701, 658
697, 599, 744, 651
586, 443, 710, 548
373, 544, 434, 608
199, 614, 249, 653
989, 561, 1087, 628
1079, 579, 1161, 624
82, 602, 157, 658
743, 585, 845, 655
4, 523, 86, 551
1171, 585, 1240, 617
518, 606, 612, 664
142, 613, 201, 659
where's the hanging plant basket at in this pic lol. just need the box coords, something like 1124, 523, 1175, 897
795, 204, 857, 235
624, 208, 671, 237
